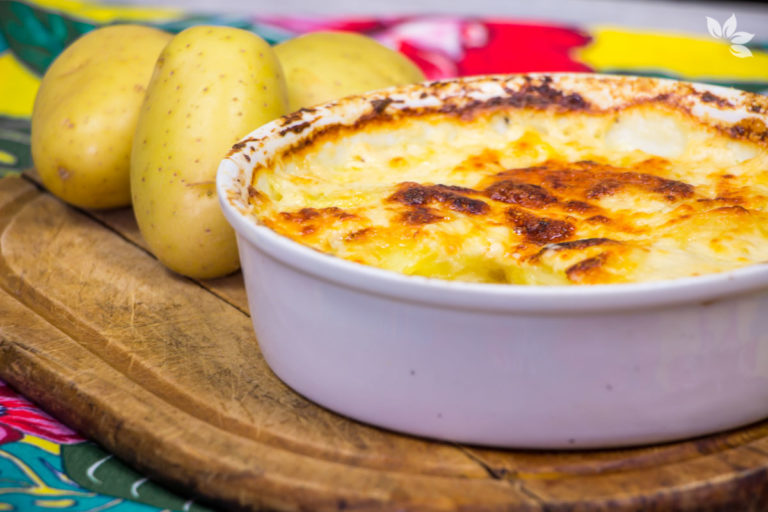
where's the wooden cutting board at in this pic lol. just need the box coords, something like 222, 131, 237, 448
3, 173, 768, 511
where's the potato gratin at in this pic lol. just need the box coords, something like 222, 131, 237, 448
234, 75, 768, 285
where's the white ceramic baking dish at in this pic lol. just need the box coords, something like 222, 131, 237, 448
217, 74, 768, 448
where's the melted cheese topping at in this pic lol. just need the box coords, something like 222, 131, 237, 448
249, 105, 768, 285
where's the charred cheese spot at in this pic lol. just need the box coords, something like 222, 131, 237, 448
506, 207, 574, 245
566, 254, 608, 283
564, 201, 595, 213
250, 93, 768, 285
280, 207, 319, 222
486, 160, 694, 204
730, 117, 768, 144
280, 207, 355, 223
531, 238, 618, 262
388, 183, 490, 215
400, 207, 444, 225
485, 180, 556, 208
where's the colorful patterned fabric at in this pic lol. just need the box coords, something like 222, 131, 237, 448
0, 380, 212, 511
0, 1, 766, 510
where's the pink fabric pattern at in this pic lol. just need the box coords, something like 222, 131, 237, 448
0, 380, 83, 444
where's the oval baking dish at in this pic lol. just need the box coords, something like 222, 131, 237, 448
218, 74, 768, 448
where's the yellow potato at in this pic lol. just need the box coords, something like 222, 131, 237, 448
131, 26, 288, 279
275, 31, 426, 111
31, 25, 172, 209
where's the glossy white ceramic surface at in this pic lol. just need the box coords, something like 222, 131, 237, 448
217, 74, 768, 448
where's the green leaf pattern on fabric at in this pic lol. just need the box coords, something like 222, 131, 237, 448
0, 439, 185, 511
61, 442, 213, 512
0, 27, 9, 52
0, 0, 96, 77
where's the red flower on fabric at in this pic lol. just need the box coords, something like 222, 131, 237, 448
0, 380, 83, 445
457, 22, 592, 76
257, 16, 593, 81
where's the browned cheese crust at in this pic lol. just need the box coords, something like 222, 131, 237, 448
243, 76, 768, 285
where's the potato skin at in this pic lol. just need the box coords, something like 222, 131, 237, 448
275, 31, 426, 111
131, 26, 288, 279
31, 25, 172, 209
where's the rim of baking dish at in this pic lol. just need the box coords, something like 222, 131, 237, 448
217, 73, 768, 314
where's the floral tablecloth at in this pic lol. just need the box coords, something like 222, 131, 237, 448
1, 1, 767, 510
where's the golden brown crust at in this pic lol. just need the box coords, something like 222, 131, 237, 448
243, 76, 768, 285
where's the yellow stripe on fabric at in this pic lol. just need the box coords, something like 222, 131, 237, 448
0, 52, 41, 118
35, 498, 77, 508
21, 434, 62, 456
579, 26, 768, 81
29, 0, 181, 23
0, 151, 15, 165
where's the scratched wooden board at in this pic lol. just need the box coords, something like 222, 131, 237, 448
2, 174, 768, 511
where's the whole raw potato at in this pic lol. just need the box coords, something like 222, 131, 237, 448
275, 31, 426, 111
31, 25, 172, 209
131, 26, 288, 279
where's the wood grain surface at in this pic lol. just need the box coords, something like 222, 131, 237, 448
2, 174, 768, 511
